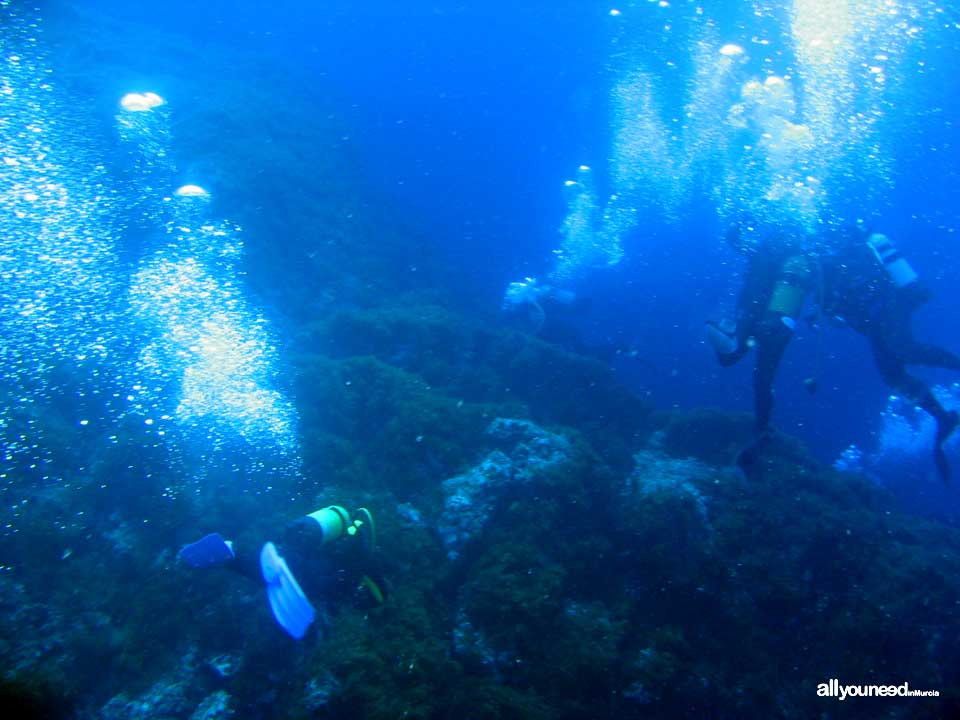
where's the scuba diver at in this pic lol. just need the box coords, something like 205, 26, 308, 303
501, 276, 648, 365
179, 505, 384, 639
706, 222, 815, 470
502, 277, 580, 337
819, 225, 960, 483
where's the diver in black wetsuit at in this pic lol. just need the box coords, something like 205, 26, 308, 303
706, 224, 815, 466
820, 226, 960, 482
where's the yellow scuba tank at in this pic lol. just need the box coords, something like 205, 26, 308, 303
306, 505, 351, 545
767, 254, 812, 318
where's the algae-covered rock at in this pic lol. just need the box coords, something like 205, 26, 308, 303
438, 419, 574, 557
311, 303, 656, 468
189, 691, 234, 720
293, 353, 496, 496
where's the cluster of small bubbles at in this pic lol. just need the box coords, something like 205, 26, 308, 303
167, 185, 213, 230
128, 230, 298, 453
116, 92, 168, 153
526, 1, 681, 280
788, 0, 874, 221
789, 0, 948, 228
0, 0, 305, 549
547, 50, 681, 284
681, 34, 750, 188
875, 395, 934, 459
833, 444, 864, 474
593, 0, 943, 259
718, 73, 825, 237
0, 2, 123, 520
550, 165, 624, 282
117, 97, 301, 482
608, 69, 681, 218
835, 384, 960, 482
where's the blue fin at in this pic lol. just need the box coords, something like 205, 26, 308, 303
179, 533, 235, 569
260, 542, 316, 640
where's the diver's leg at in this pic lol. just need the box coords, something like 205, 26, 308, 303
735, 315, 793, 475
870, 334, 958, 483
884, 300, 960, 370
752, 315, 793, 434
870, 333, 947, 420
710, 251, 779, 366
901, 343, 960, 370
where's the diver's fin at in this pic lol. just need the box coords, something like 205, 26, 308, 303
179, 533, 235, 569
936, 410, 958, 448
933, 411, 957, 485
734, 432, 772, 479
260, 542, 316, 640
934, 448, 951, 486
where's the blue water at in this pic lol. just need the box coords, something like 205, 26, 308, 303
202, 0, 960, 471
5, 0, 960, 716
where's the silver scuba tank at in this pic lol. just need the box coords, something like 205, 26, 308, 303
866, 233, 918, 288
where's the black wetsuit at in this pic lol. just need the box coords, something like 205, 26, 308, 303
821, 235, 960, 434
720, 240, 812, 434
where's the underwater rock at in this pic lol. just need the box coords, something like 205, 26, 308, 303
623, 449, 713, 523
438, 450, 514, 557
97, 645, 206, 720
206, 654, 240, 679
450, 609, 508, 677
485, 417, 573, 479
188, 691, 233, 720
438, 418, 573, 558
653, 408, 755, 466
613, 449, 719, 595
622, 681, 652, 704
395, 501, 425, 528
100, 678, 190, 720
317, 303, 655, 466
301, 672, 340, 712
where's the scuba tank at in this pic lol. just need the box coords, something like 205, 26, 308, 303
866, 233, 918, 288
306, 505, 351, 545
767, 254, 813, 320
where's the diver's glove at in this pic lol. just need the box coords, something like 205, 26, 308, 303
706, 319, 739, 356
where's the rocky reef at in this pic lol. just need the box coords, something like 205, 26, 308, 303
3, 299, 960, 720
1, 4, 959, 718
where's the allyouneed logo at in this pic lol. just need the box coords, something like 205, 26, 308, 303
818, 679, 940, 701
